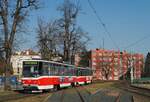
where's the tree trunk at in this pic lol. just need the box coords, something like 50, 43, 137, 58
63, 40, 70, 62
4, 47, 12, 90
71, 55, 74, 65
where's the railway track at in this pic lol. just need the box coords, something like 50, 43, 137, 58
114, 81, 150, 98
45, 86, 90, 102
1, 81, 148, 102
74, 86, 91, 102
130, 84, 150, 91
45, 84, 134, 102
119, 86, 150, 97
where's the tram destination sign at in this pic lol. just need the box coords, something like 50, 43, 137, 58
24, 61, 38, 65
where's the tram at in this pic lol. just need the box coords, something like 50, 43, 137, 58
21, 60, 93, 92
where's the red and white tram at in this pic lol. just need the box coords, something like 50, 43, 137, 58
21, 60, 92, 91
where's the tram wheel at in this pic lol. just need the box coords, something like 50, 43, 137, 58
84, 81, 88, 85
52, 85, 58, 92
71, 83, 75, 87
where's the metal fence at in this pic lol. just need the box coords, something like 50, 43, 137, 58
0, 76, 22, 90
133, 77, 150, 84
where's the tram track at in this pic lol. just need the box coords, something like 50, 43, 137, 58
74, 86, 90, 102
113, 81, 150, 98
75, 89, 86, 102
119, 86, 150, 97
45, 85, 90, 102
2, 81, 149, 102
60, 89, 65, 102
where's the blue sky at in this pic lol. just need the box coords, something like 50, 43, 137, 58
23, 0, 150, 55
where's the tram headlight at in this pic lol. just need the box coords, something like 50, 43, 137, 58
22, 80, 25, 84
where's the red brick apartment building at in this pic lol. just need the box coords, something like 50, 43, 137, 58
91, 49, 144, 80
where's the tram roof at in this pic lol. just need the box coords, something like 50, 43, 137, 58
22, 59, 73, 66
22, 59, 91, 69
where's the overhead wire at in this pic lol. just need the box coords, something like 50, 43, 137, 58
124, 35, 150, 49
87, 0, 119, 50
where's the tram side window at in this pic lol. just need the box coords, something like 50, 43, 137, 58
38, 62, 42, 75
81, 69, 88, 76
70, 68, 75, 76
82, 69, 86, 76
82, 69, 85, 76
77, 69, 80, 76
65, 66, 70, 76
63, 66, 67, 76
77, 69, 79, 76
88, 70, 91, 76
53, 64, 56, 75
70, 68, 73, 76
73, 67, 76, 76
42, 62, 49, 75
67, 67, 71, 76
90, 70, 93, 75
60, 65, 64, 76
56, 64, 61, 76
78, 69, 82, 76
59, 65, 64, 76
84, 69, 87, 76
75, 69, 78, 76
79, 69, 82, 76
66, 66, 74, 76
87, 69, 92, 76
68, 68, 72, 76
52, 64, 58, 75
86, 69, 89, 76
54, 64, 58, 75
72, 67, 76, 76
48, 63, 53, 75
49, 63, 55, 75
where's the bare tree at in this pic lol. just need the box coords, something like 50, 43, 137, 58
37, 19, 61, 60
58, 0, 89, 64
70, 27, 90, 64
101, 63, 112, 80
0, 36, 4, 74
0, 0, 40, 90
78, 50, 90, 67
95, 51, 112, 80
0, 37, 3, 57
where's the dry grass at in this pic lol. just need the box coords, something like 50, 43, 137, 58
0, 91, 17, 96
85, 82, 118, 93
8, 93, 51, 102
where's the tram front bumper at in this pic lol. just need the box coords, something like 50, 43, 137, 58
23, 85, 39, 91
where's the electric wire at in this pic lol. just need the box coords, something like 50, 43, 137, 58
87, 0, 119, 50
124, 35, 150, 49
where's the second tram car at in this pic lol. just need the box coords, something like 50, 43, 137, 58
21, 60, 92, 91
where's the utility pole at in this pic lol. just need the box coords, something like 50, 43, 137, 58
102, 38, 104, 50
102, 38, 104, 80
130, 55, 134, 83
